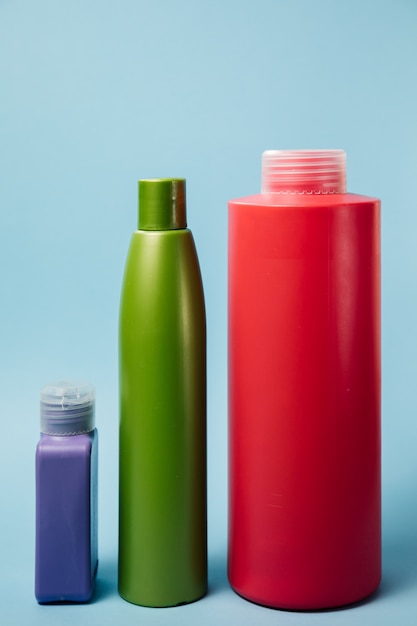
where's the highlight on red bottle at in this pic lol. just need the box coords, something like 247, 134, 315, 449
261, 149, 347, 194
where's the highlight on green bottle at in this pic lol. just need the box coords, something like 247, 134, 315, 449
118, 178, 207, 607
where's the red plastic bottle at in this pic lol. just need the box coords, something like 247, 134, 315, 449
228, 150, 381, 610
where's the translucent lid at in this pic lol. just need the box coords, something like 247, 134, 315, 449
40, 381, 95, 435
261, 150, 346, 194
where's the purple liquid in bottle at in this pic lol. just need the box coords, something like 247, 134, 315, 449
35, 381, 98, 603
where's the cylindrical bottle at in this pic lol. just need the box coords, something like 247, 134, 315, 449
119, 178, 207, 607
228, 150, 381, 609
35, 381, 98, 603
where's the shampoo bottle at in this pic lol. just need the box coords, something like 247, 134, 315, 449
119, 178, 207, 607
228, 150, 381, 609
35, 381, 98, 603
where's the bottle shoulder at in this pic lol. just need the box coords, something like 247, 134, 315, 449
130, 227, 193, 239
125, 228, 197, 256
228, 192, 380, 208
36, 430, 97, 457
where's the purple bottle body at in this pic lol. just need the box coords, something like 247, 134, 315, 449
35, 382, 98, 603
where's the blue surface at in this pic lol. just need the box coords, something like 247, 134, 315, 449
1, 1, 416, 624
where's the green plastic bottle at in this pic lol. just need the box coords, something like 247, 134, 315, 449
118, 178, 207, 607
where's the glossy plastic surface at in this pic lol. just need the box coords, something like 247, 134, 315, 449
228, 192, 381, 609
119, 228, 207, 607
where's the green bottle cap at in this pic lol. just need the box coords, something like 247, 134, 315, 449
138, 178, 187, 230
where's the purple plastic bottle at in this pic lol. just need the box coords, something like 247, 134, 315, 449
35, 381, 98, 603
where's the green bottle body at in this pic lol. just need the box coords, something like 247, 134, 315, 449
118, 227, 207, 607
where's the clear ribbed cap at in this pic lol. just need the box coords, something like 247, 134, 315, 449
261, 150, 346, 194
40, 381, 95, 435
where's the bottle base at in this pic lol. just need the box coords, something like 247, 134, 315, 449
229, 577, 381, 612
118, 585, 207, 608
36, 561, 98, 604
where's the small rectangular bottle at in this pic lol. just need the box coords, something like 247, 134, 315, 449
35, 381, 98, 603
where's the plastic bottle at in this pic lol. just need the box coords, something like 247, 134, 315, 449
35, 381, 98, 603
118, 178, 207, 607
228, 150, 381, 609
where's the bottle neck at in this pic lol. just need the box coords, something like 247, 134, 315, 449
261, 150, 346, 195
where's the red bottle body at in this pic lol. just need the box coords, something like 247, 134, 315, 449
228, 191, 381, 609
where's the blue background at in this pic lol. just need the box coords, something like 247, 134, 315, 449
1, 0, 416, 624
